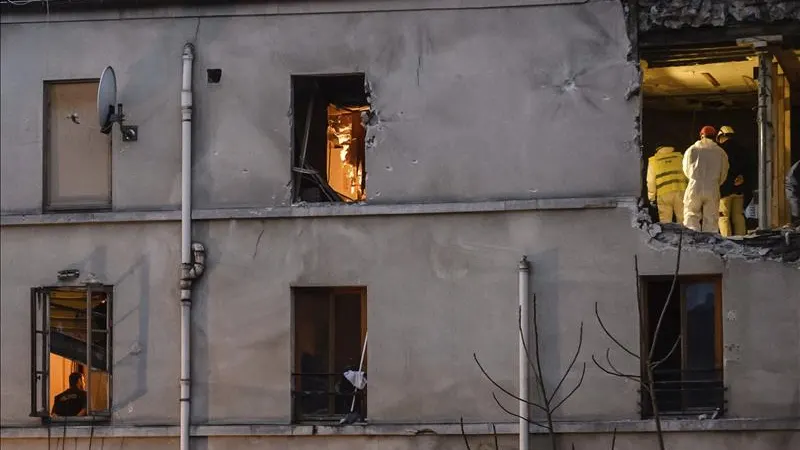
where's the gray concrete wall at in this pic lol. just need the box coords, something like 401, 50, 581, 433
2, 209, 799, 428
2, 1, 799, 448
0, 0, 638, 214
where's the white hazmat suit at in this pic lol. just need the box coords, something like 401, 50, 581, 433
682, 138, 729, 233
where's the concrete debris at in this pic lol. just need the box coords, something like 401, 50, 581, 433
635, 207, 800, 266
638, 0, 800, 31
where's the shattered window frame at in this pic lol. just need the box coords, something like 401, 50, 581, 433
290, 74, 370, 204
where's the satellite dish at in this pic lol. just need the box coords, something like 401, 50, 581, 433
97, 66, 117, 132
96, 66, 138, 141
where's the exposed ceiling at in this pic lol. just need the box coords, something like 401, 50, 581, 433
643, 58, 759, 97
642, 47, 800, 110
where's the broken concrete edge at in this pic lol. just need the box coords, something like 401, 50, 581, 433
636, 0, 800, 32
1, 417, 797, 439
0, 196, 625, 226
628, 201, 800, 268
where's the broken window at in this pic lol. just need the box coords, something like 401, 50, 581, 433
640, 276, 724, 418
30, 286, 113, 420
292, 74, 369, 203
44, 81, 112, 212
292, 287, 367, 422
641, 41, 798, 234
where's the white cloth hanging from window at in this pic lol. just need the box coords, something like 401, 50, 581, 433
344, 370, 367, 390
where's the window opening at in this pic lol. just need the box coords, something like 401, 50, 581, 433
30, 286, 113, 420
641, 43, 798, 234
292, 74, 369, 203
44, 81, 112, 212
292, 287, 367, 422
640, 276, 724, 418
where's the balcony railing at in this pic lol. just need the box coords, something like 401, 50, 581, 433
642, 368, 726, 418
291, 372, 366, 422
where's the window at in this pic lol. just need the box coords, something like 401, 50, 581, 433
291, 74, 369, 203
640, 276, 724, 418
30, 285, 113, 420
44, 81, 112, 212
292, 287, 367, 422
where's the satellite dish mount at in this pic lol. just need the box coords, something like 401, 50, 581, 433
97, 66, 138, 142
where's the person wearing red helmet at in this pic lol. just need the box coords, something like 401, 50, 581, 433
682, 126, 729, 232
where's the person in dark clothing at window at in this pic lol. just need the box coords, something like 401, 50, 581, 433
52, 372, 87, 417
717, 126, 750, 236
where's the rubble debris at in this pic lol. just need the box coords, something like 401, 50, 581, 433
634, 205, 800, 266
638, 0, 800, 32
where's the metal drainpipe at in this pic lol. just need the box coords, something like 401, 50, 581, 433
518, 256, 531, 450
180, 42, 205, 450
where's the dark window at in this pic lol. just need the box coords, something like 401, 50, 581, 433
30, 286, 113, 421
291, 74, 369, 203
44, 81, 112, 212
641, 276, 725, 418
292, 287, 367, 422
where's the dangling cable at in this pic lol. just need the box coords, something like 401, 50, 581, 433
46, 417, 52, 450
88, 415, 96, 450
61, 418, 67, 450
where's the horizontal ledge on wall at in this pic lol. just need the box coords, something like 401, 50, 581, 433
1, 418, 798, 439
0, 196, 633, 227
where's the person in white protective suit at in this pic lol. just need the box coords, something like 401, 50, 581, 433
682, 125, 730, 232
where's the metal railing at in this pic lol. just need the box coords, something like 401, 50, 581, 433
291, 372, 366, 422
642, 369, 726, 418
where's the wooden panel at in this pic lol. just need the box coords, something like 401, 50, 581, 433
45, 81, 111, 210
771, 65, 792, 226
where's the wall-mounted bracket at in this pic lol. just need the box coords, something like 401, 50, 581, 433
121, 125, 138, 142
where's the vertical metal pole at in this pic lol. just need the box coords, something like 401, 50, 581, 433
106, 289, 112, 413
757, 51, 774, 229
518, 256, 531, 450
86, 288, 93, 415
180, 43, 195, 450
42, 291, 50, 416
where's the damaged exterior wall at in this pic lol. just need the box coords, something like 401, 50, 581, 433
638, 0, 800, 31
1, 1, 799, 449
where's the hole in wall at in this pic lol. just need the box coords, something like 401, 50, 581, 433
207, 69, 222, 84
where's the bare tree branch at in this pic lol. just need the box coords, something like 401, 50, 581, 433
595, 302, 639, 359
518, 305, 541, 386
550, 362, 586, 413
647, 230, 683, 362
610, 427, 617, 450
604, 349, 639, 381
548, 322, 585, 404
532, 295, 559, 450
651, 335, 681, 370
459, 417, 472, 450
591, 354, 644, 386
473, 353, 548, 413
490, 392, 549, 430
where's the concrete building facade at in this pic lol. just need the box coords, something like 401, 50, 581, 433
1, 1, 799, 449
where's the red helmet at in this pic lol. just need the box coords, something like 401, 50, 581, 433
700, 125, 717, 138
